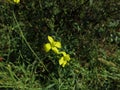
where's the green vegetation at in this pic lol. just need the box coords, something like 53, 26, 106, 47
0, 0, 120, 90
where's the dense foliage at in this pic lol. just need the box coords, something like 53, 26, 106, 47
0, 0, 120, 89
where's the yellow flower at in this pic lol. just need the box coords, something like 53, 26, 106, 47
59, 57, 67, 67
59, 52, 71, 67
44, 36, 61, 54
13, 0, 20, 4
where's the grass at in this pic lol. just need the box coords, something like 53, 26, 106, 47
0, 0, 120, 90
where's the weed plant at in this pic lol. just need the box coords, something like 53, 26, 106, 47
0, 0, 120, 90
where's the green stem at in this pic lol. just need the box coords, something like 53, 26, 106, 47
12, 11, 48, 72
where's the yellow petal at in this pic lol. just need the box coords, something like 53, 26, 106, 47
13, 0, 20, 3
52, 47, 59, 54
59, 57, 64, 65
59, 57, 67, 67
64, 54, 70, 61
48, 36, 54, 44
59, 51, 67, 56
54, 41, 61, 48
62, 60, 67, 67
44, 43, 51, 52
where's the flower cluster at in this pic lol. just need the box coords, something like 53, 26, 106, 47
44, 36, 71, 67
